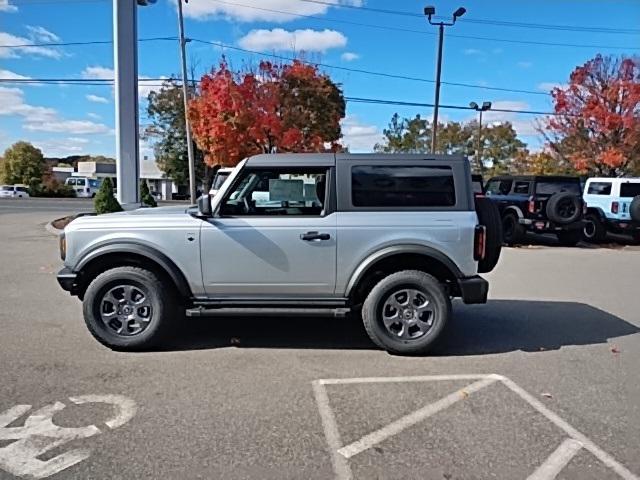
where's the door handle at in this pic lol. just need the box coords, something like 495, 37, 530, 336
300, 231, 331, 241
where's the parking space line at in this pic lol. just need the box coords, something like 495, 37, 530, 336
312, 381, 353, 480
319, 374, 494, 386
337, 376, 498, 459
499, 376, 639, 480
527, 438, 583, 480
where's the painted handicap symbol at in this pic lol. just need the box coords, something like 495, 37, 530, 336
0, 394, 137, 479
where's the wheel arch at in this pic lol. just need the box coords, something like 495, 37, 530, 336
345, 246, 463, 306
73, 243, 192, 300
586, 206, 607, 221
503, 205, 524, 219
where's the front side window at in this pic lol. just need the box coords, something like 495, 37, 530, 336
513, 181, 530, 195
620, 183, 640, 198
486, 179, 513, 196
89, 179, 101, 188
587, 182, 612, 195
351, 165, 455, 207
220, 168, 328, 216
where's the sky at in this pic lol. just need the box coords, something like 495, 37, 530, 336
1, 0, 639, 159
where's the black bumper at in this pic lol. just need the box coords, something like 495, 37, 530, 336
57, 267, 78, 293
458, 276, 489, 304
520, 218, 585, 232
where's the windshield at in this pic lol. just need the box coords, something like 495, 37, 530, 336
212, 171, 231, 190
535, 180, 581, 195
620, 183, 640, 198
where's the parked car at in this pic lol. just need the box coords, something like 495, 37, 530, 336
485, 175, 585, 246
56, 153, 501, 355
582, 177, 640, 242
209, 167, 234, 196
65, 177, 102, 198
0, 185, 30, 198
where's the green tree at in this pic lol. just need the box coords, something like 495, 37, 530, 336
374, 114, 526, 173
145, 80, 207, 188
94, 177, 122, 214
0, 141, 45, 186
140, 180, 157, 207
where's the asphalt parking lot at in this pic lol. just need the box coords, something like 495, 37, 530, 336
0, 198, 639, 480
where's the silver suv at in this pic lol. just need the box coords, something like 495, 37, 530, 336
57, 154, 501, 355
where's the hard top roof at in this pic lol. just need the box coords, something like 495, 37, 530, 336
488, 175, 581, 182
245, 153, 468, 168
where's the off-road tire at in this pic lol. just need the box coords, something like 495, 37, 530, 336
82, 266, 178, 350
582, 213, 606, 243
362, 270, 451, 355
546, 192, 582, 225
502, 213, 525, 246
630, 196, 640, 223
475, 197, 502, 273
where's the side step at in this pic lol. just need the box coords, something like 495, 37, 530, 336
186, 307, 351, 318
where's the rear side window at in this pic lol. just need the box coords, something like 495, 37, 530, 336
535, 180, 581, 195
486, 179, 512, 196
513, 181, 530, 194
587, 182, 612, 195
351, 165, 455, 207
76, 179, 86, 186
620, 183, 640, 198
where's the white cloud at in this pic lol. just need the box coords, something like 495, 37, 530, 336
341, 52, 359, 62
0, 69, 30, 80
82, 66, 164, 99
87, 113, 101, 120
480, 100, 538, 137
464, 48, 484, 56
537, 82, 568, 92
340, 115, 384, 152
26, 25, 60, 43
33, 137, 91, 156
0, 86, 110, 135
0, 31, 61, 59
86, 94, 109, 104
180, 0, 362, 22
0, 1, 17, 13
238, 28, 347, 53
517, 61, 533, 69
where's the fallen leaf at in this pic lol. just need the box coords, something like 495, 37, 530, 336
461, 390, 469, 399
611, 346, 621, 354
541, 392, 553, 399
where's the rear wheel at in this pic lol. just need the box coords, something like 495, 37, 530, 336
502, 213, 525, 246
582, 213, 606, 243
82, 266, 178, 350
362, 270, 450, 355
557, 230, 581, 247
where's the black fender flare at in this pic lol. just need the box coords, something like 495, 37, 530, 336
503, 205, 524, 219
344, 244, 464, 297
73, 241, 192, 298
586, 207, 607, 222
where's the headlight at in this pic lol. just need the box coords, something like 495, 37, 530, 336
59, 232, 66, 261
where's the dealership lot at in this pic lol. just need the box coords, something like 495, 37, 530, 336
0, 199, 639, 479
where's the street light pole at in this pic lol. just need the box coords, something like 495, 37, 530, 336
424, 6, 466, 154
176, 0, 197, 203
469, 101, 492, 173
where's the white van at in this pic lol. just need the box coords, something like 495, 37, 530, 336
65, 177, 102, 198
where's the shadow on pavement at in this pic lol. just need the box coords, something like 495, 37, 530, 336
510, 232, 640, 249
434, 300, 640, 355
161, 300, 639, 354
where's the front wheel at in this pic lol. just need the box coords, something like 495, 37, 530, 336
82, 266, 178, 350
362, 270, 451, 355
502, 213, 525, 246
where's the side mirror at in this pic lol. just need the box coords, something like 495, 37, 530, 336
197, 194, 212, 217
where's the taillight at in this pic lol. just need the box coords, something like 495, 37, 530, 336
474, 225, 486, 261
528, 196, 536, 214
612, 201, 619, 214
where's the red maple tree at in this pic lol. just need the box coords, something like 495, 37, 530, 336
188, 59, 345, 167
543, 55, 640, 176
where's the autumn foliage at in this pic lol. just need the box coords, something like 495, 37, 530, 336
544, 55, 640, 176
189, 59, 345, 167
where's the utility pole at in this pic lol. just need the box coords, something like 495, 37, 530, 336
469, 101, 492, 173
176, 0, 197, 203
424, 5, 466, 154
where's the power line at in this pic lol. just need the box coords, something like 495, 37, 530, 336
205, 0, 638, 50
293, 0, 640, 35
0, 37, 177, 49
0, 77, 561, 116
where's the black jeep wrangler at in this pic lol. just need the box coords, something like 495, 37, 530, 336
485, 175, 585, 246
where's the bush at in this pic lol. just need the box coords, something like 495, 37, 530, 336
35, 178, 76, 198
140, 180, 157, 207
94, 177, 122, 214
